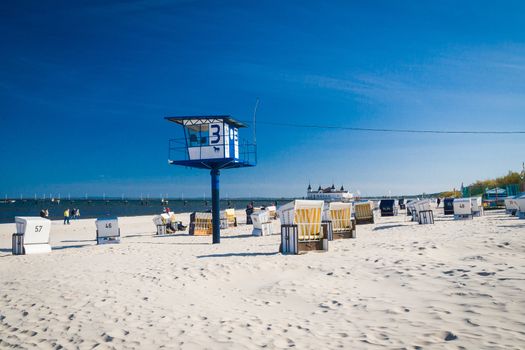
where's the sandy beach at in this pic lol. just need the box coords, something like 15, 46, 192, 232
1, 209, 524, 349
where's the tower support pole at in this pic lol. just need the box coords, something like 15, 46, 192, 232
211, 167, 220, 244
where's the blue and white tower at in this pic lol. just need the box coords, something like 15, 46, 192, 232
166, 115, 257, 243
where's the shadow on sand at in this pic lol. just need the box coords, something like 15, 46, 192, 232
197, 252, 279, 259
222, 234, 254, 239
53, 244, 94, 251
373, 224, 406, 231
61, 239, 95, 243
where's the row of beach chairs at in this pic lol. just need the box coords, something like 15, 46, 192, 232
12, 195, 524, 256
279, 200, 359, 254
12, 216, 121, 255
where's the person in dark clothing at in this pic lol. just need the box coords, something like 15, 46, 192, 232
246, 202, 254, 225
436, 197, 441, 208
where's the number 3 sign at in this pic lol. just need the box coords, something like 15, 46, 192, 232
209, 123, 222, 145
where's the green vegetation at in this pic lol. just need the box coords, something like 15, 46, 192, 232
467, 171, 522, 196
439, 170, 524, 198
439, 190, 462, 198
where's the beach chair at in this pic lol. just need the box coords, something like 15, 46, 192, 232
12, 216, 52, 255
95, 217, 120, 244
169, 213, 186, 231
266, 205, 277, 219
470, 197, 484, 217
443, 198, 455, 215
406, 199, 433, 224
517, 196, 525, 219
504, 196, 520, 216
453, 198, 473, 220
406, 200, 417, 220
189, 212, 213, 235
415, 200, 434, 224
153, 213, 171, 235
279, 200, 328, 254
220, 209, 237, 228
379, 199, 398, 217
328, 202, 356, 239
354, 201, 375, 224
251, 211, 272, 236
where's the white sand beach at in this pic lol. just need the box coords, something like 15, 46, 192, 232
1, 209, 524, 349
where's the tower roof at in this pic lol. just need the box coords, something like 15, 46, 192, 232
165, 115, 247, 128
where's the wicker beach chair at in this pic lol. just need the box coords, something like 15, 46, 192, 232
379, 199, 398, 217
453, 198, 473, 220
265, 205, 277, 219
443, 198, 455, 215
517, 196, 525, 219
251, 211, 272, 236
354, 201, 375, 225
95, 217, 120, 244
220, 208, 237, 228
279, 200, 328, 254
12, 217, 52, 255
470, 197, 484, 217
189, 212, 213, 235
328, 202, 356, 239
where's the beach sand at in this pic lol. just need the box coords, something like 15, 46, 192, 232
1, 209, 524, 349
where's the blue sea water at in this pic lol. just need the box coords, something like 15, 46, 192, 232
0, 199, 287, 224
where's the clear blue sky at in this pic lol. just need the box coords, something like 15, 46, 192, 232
1, 1, 524, 198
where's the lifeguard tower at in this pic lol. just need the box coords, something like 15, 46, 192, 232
166, 115, 257, 243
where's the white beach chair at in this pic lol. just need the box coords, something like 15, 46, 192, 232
152, 213, 171, 235
407, 199, 433, 224
328, 202, 356, 239
265, 205, 277, 219
220, 209, 237, 228
415, 199, 434, 224
279, 200, 328, 254
251, 211, 272, 236
517, 196, 525, 219
470, 197, 483, 217
95, 217, 120, 244
12, 216, 52, 255
505, 197, 519, 216
453, 198, 473, 220
354, 201, 375, 224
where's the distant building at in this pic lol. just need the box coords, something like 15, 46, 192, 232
306, 184, 354, 202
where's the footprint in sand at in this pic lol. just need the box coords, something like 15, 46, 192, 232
477, 271, 495, 277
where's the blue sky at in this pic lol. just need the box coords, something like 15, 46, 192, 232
1, 0, 524, 198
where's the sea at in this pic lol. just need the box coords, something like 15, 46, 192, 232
0, 198, 288, 224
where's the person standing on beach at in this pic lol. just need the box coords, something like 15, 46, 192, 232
437, 197, 441, 208
75, 208, 80, 220
246, 202, 254, 225
64, 208, 70, 224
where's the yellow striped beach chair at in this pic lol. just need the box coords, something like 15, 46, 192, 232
279, 200, 328, 254
220, 208, 237, 227
329, 202, 356, 239
190, 212, 213, 235
354, 201, 375, 225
